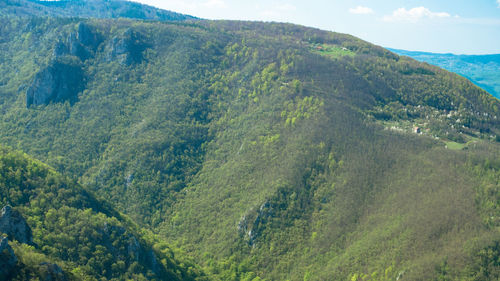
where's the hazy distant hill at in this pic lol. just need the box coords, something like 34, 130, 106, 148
389, 48, 500, 99
0, 0, 196, 21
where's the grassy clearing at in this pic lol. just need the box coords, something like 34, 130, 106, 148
445, 141, 466, 150
310, 43, 355, 59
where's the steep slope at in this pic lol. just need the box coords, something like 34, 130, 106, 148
0, 13, 498, 281
389, 48, 500, 99
0, 0, 196, 21
0, 146, 207, 280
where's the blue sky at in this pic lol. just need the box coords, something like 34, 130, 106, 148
132, 0, 500, 54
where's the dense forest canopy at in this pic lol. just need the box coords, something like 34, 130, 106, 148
0, 146, 207, 280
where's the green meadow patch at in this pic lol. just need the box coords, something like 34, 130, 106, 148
310, 43, 355, 59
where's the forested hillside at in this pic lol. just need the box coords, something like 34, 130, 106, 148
0, 146, 207, 280
0, 2, 499, 280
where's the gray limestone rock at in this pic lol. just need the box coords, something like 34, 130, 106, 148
0, 237, 18, 280
128, 235, 141, 261
0, 206, 33, 245
53, 22, 101, 61
68, 32, 90, 61
39, 262, 67, 281
26, 58, 85, 107
52, 41, 69, 58
76, 22, 100, 49
107, 28, 149, 65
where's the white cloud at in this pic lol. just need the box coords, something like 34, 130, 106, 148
349, 6, 374, 15
383, 7, 451, 23
497, 0, 500, 7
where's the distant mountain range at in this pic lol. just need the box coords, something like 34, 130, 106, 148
0, 0, 197, 21
389, 48, 500, 99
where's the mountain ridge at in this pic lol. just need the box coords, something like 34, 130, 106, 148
0, 0, 197, 21
0, 1, 499, 280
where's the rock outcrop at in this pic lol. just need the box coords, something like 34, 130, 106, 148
68, 32, 91, 61
238, 201, 273, 246
0, 206, 33, 245
127, 235, 141, 261
39, 262, 67, 281
107, 28, 149, 65
76, 22, 100, 49
54, 22, 101, 61
26, 58, 85, 107
28, 22, 101, 107
148, 250, 162, 276
52, 41, 69, 58
0, 237, 18, 280
100, 223, 162, 275
52, 22, 101, 61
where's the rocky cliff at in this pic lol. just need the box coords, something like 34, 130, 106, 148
0, 205, 33, 245
0, 237, 18, 280
26, 58, 85, 107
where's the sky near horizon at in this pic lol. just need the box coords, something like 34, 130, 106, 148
131, 0, 500, 55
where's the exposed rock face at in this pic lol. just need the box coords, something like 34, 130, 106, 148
52, 41, 69, 58
149, 250, 162, 275
69, 22, 101, 61
26, 58, 85, 107
0, 206, 33, 245
238, 201, 273, 246
28, 22, 100, 107
68, 32, 91, 61
76, 22, 100, 49
39, 262, 67, 281
100, 223, 162, 275
52, 22, 101, 61
107, 28, 149, 65
127, 235, 141, 261
0, 237, 18, 280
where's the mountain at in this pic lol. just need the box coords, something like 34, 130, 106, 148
0, 2, 499, 281
0, 146, 207, 280
0, 0, 196, 21
389, 48, 500, 100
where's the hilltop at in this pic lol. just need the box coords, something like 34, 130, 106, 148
0, 0, 196, 21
